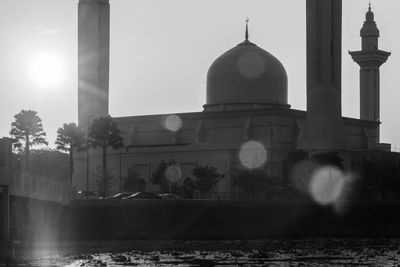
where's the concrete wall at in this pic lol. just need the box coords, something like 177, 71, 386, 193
1, 195, 64, 241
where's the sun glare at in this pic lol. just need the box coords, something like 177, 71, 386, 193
30, 52, 65, 89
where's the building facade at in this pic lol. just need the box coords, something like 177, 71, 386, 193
73, 1, 390, 198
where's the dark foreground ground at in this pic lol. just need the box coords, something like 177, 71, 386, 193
3, 200, 400, 265
2, 239, 400, 266
64, 200, 400, 240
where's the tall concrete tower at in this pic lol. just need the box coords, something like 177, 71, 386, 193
298, 0, 347, 151
78, 0, 110, 131
349, 4, 390, 122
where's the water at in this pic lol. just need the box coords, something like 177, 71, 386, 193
2, 239, 400, 266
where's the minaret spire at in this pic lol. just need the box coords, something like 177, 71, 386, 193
245, 17, 249, 41
349, 4, 390, 145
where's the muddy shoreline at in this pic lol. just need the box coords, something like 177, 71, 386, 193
3, 239, 400, 266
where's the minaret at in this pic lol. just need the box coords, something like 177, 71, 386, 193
78, 0, 110, 131
298, 0, 347, 151
349, 4, 390, 122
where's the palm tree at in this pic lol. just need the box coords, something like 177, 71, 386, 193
10, 110, 48, 171
88, 116, 124, 197
191, 164, 224, 198
55, 123, 86, 185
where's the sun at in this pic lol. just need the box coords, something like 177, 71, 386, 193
30, 52, 65, 89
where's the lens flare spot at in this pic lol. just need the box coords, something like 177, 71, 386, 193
166, 165, 182, 182
163, 114, 182, 132
238, 51, 265, 79
239, 141, 267, 169
309, 166, 345, 206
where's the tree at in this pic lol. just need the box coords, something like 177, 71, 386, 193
10, 110, 48, 171
96, 168, 117, 198
232, 168, 272, 200
361, 156, 400, 201
151, 159, 175, 193
29, 148, 69, 179
191, 164, 224, 198
124, 168, 146, 192
311, 152, 344, 170
55, 123, 86, 185
281, 149, 309, 186
88, 116, 124, 197
183, 177, 195, 199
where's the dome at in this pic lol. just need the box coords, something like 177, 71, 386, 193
205, 40, 288, 111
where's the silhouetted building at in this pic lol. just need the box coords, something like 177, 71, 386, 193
74, 1, 392, 198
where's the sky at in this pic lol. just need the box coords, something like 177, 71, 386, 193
0, 0, 399, 151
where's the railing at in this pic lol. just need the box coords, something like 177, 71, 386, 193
72, 187, 304, 201
0, 166, 73, 204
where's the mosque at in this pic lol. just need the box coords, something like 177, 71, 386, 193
73, 0, 391, 198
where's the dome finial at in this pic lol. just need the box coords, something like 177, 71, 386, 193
365, 1, 374, 22
245, 17, 249, 41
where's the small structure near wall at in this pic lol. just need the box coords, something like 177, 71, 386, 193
1, 185, 10, 241
0, 185, 15, 261
0, 137, 73, 256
